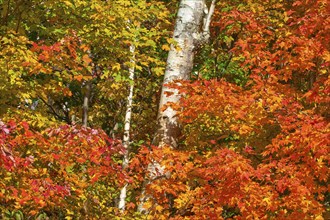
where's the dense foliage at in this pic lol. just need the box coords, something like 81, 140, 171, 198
1, 121, 124, 219
0, 0, 329, 219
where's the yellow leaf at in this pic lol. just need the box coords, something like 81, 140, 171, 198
82, 75, 93, 80
63, 1, 73, 7
143, 201, 152, 210
155, 205, 163, 212
262, 197, 271, 206
66, 209, 74, 216
153, 67, 164, 76
4, 176, 12, 181
323, 51, 330, 62
112, 63, 121, 71
161, 44, 170, 51
14, 201, 21, 209
320, 69, 327, 75
136, 65, 142, 71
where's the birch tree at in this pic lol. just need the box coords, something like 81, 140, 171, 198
154, 0, 216, 148
138, 0, 216, 212
118, 44, 135, 211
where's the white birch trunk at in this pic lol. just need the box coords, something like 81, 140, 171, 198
118, 44, 135, 211
154, 0, 214, 148
138, 0, 216, 213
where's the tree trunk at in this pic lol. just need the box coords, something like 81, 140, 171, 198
82, 81, 91, 127
118, 44, 135, 211
154, 0, 214, 148
138, 0, 216, 212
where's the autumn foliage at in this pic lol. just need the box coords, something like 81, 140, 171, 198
0, 120, 124, 218
161, 79, 329, 219
0, 0, 329, 219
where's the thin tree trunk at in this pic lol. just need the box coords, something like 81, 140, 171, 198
82, 81, 91, 127
138, 0, 216, 212
82, 80, 92, 213
118, 44, 135, 211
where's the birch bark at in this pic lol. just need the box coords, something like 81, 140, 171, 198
118, 44, 135, 210
154, 0, 214, 148
138, 0, 216, 212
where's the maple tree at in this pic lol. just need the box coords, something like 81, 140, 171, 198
0, 0, 329, 219
0, 120, 125, 218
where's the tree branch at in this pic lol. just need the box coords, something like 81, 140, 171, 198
202, 0, 217, 42
38, 96, 71, 124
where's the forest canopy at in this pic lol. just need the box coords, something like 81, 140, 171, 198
0, 0, 329, 219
